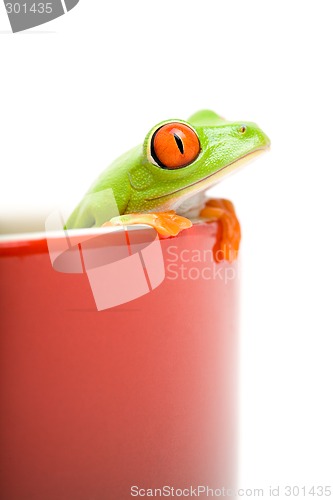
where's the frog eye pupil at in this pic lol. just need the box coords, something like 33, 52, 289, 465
240, 125, 246, 133
173, 133, 184, 154
149, 122, 200, 170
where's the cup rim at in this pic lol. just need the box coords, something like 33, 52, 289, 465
0, 225, 152, 243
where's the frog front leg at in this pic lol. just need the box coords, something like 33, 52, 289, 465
102, 211, 192, 237
200, 198, 241, 263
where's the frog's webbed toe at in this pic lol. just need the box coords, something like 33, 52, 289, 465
200, 198, 241, 263
102, 211, 192, 237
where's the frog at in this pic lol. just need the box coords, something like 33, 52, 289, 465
65, 110, 270, 261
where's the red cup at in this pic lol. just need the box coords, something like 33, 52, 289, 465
0, 221, 239, 499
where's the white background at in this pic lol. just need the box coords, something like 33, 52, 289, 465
1, 0, 332, 494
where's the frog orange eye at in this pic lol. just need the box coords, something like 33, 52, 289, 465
150, 122, 200, 169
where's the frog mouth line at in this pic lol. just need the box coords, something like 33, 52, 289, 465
146, 147, 268, 202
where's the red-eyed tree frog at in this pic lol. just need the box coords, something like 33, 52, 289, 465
66, 110, 270, 261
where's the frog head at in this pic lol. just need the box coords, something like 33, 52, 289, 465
129, 109, 270, 212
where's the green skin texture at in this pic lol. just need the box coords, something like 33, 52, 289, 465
66, 110, 270, 229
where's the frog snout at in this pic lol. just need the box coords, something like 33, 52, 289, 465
240, 122, 271, 150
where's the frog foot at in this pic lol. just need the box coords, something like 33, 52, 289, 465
102, 210, 192, 237
200, 198, 241, 263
